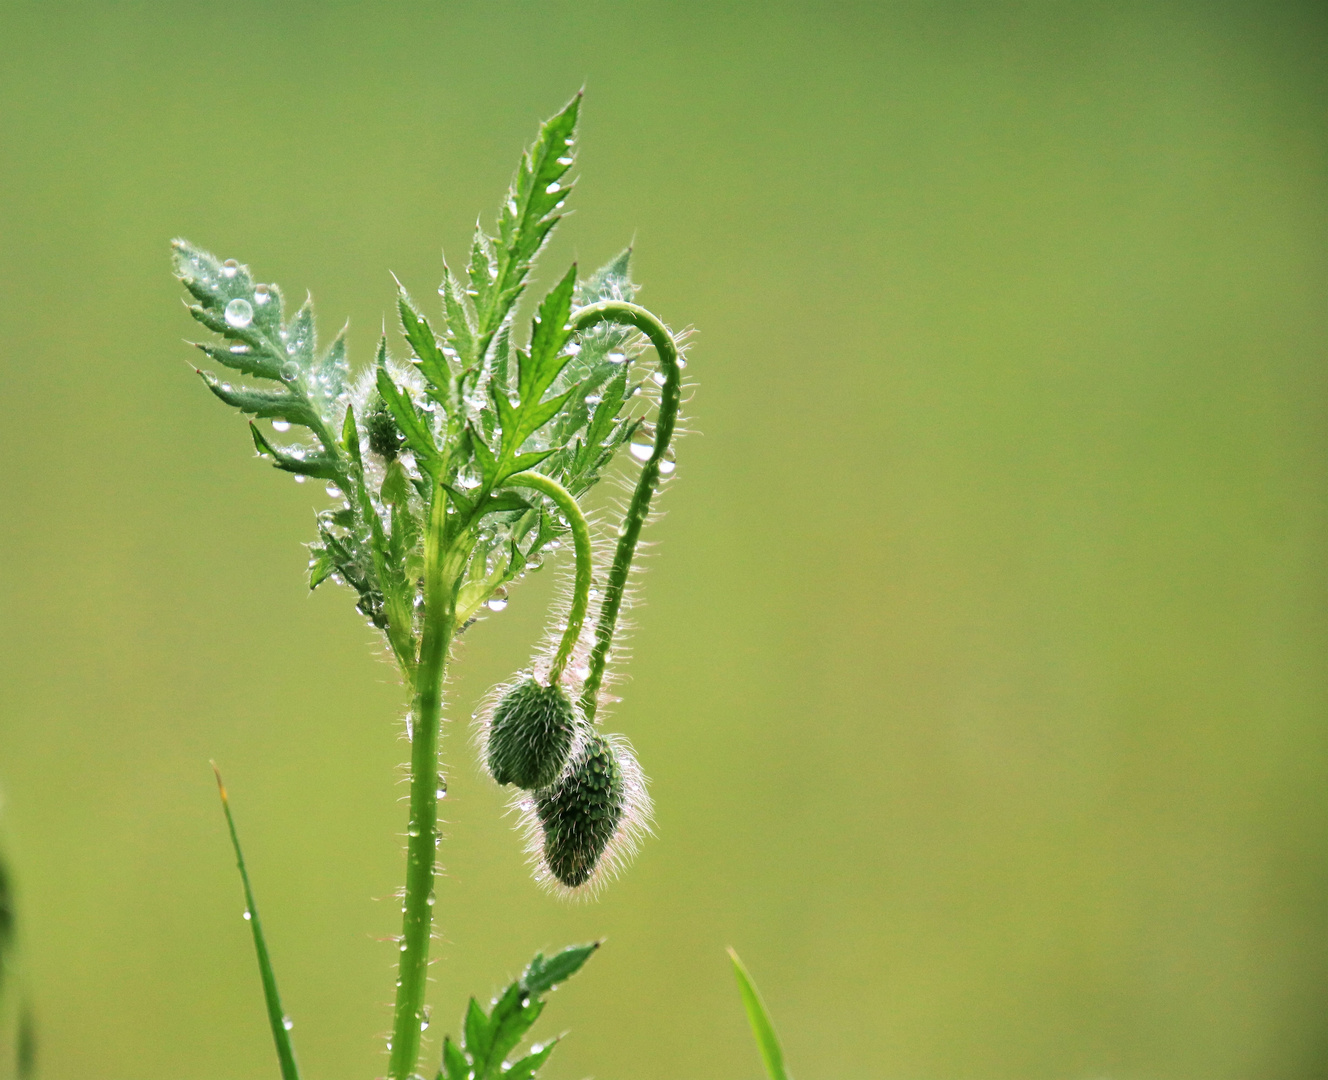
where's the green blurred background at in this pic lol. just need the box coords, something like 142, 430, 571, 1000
1, 2, 1326, 1077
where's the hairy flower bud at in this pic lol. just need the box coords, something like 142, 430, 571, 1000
486, 678, 579, 791
535, 734, 625, 888
366, 391, 403, 460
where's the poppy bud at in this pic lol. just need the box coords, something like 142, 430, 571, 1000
535, 734, 625, 888
366, 392, 403, 460
486, 678, 579, 791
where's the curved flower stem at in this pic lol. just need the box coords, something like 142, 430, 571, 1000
569, 301, 681, 722
387, 480, 460, 1080
505, 472, 593, 684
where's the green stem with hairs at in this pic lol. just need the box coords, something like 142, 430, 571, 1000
505, 472, 593, 684
387, 480, 462, 1080
570, 301, 681, 722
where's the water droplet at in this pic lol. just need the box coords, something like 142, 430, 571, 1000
573, 665, 590, 680
427, 891, 436, 905
242, 910, 252, 920
293, 475, 306, 484
229, 344, 250, 355
556, 155, 574, 166
566, 341, 581, 356
326, 484, 342, 499
629, 437, 652, 462
400, 942, 409, 952
652, 370, 668, 387
407, 825, 420, 837
221, 259, 239, 278
272, 420, 291, 432
253, 283, 271, 304
487, 592, 508, 613
220, 383, 232, 392
280, 360, 300, 382
282, 1016, 294, 1031
585, 394, 602, 406
659, 456, 677, 475
676, 357, 688, 369
527, 554, 545, 572
545, 182, 561, 194
224, 298, 253, 328
607, 351, 626, 364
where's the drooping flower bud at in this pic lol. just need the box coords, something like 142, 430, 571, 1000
535, 734, 626, 889
485, 677, 579, 791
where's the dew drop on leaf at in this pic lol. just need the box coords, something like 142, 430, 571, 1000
282, 1016, 294, 1031
487, 587, 509, 613
280, 360, 300, 382
224, 298, 253, 328
326, 484, 342, 499
545, 181, 561, 194
221, 258, 239, 278
272, 420, 291, 432
294, 475, 306, 484
607, 352, 626, 364
253, 283, 271, 305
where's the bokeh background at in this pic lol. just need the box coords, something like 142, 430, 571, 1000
1, 2, 1326, 1078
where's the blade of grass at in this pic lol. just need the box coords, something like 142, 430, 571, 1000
213, 763, 301, 1080
727, 949, 790, 1080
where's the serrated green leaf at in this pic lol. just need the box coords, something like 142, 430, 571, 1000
440, 265, 477, 365
475, 93, 580, 355
517, 265, 577, 406
462, 997, 489, 1064
499, 448, 558, 482
341, 402, 361, 463
308, 547, 336, 590
198, 371, 317, 427
285, 299, 316, 367
522, 943, 598, 995
502, 1040, 558, 1080
467, 225, 497, 316
191, 341, 282, 382
375, 368, 438, 468
250, 424, 344, 481
397, 285, 450, 392
318, 324, 350, 394
729, 950, 790, 1080
441, 1036, 468, 1080
473, 984, 543, 1080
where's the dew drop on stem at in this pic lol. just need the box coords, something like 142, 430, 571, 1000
224, 298, 253, 328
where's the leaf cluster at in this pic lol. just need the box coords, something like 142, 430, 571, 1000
174, 93, 649, 673
439, 943, 598, 1080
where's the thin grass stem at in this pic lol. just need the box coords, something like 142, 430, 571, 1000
212, 765, 301, 1080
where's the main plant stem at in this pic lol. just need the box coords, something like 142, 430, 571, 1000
388, 481, 457, 1080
